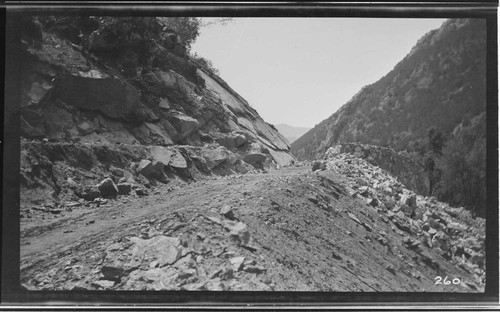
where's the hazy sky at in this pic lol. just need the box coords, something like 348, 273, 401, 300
191, 18, 447, 128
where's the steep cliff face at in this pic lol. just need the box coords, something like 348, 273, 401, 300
18, 16, 295, 205
291, 18, 486, 160
20, 17, 293, 163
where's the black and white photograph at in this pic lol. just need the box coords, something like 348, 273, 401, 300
2, 1, 498, 308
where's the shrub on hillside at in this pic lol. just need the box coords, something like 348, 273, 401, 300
191, 53, 220, 75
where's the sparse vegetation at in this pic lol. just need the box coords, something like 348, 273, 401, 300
191, 52, 220, 75
422, 127, 445, 196
291, 19, 487, 216
157, 17, 233, 51
435, 115, 487, 217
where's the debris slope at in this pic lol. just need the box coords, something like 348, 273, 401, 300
21, 152, 485, 292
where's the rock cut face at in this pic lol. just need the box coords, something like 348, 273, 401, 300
16, 16, 298, 212
18, 16, 296, 168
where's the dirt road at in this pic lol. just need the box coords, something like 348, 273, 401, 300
20, 166, 479, 292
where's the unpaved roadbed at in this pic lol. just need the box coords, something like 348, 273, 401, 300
21, 166, 482, 292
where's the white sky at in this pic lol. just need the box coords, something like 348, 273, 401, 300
191, 18, 447, 128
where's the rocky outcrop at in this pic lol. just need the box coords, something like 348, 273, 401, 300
16, 16, 298, 208
325, 143, 428, 195
20, 139, 267, 206
196, 69, 292, 155
18, 16, 295, 170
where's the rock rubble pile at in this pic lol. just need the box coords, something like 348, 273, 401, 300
324, 143, 428, 195
314, 150, 486, 287
20, 139, 278, 216
25, 200, 272, 291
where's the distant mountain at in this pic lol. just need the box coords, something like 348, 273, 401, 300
275, 124, 311, 144
291, 18, 486, 160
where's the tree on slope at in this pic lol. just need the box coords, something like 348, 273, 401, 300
423, 127, 445, 196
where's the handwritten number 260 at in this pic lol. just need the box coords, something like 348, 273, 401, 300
435, 276, 460, 285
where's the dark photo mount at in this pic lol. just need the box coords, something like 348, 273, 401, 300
2, 1, 498, 310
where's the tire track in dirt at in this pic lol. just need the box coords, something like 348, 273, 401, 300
20, 166, 480, 292
20, 169, 301, 281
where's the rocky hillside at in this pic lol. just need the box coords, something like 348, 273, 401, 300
18, 16, 295, 206
20, 151, 484, 292
291, 18, 486, 160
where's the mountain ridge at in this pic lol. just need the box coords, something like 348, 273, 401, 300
291, 18, 486, 159
290, 18, 487, 215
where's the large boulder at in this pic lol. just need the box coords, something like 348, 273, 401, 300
150, 146, 173, 165
136, 159, 168, 183
168, 112, 200, 140
202, 147, 233, 170
215, 132, 248, 149
97, 177, 119, 197
129, 236, 183, 267
233, 133, 248, 147
137, 160, 154, 177
243, 152, 267, 165
57, 74, 141, 120
181, 147, 210, 173
169, 149, 188, 169
116, 182, 132, 195
151, 161, 169, 183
